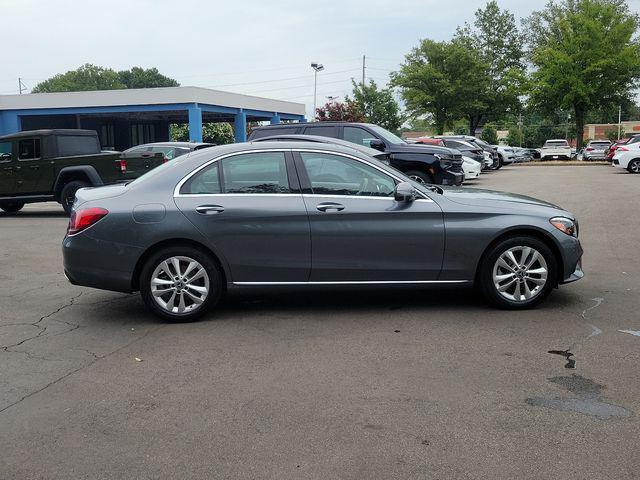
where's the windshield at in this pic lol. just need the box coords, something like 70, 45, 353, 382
368, 125, 405, 145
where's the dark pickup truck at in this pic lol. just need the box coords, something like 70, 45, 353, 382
248, 122, 464, 186
0, 129, 164, 214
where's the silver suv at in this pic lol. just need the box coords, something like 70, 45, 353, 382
583, 140, 611, 161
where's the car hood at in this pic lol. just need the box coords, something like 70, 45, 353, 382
438, 186, 571, 215
391, 143, 455, 156
74, 183, 128, 207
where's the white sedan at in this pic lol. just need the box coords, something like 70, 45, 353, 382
612, 142, 640, 173
462, 156, 482, 179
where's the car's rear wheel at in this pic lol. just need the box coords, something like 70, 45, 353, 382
0, 202, 25, 213
627, 159, 640, 173
479, 236, 557, 309
140, 246, 222, 322
405, 170, 434, 184
60, 180, 90, 215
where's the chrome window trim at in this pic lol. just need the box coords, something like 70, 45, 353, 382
233, 280, 470, 286
173, 148, 433, 202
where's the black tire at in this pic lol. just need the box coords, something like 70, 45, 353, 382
627, 159, 640, 174
140, 245, 223, 322
0, 202, 25, 213
60, 180, 90, 215
492, 155, 503, 170
478, 236, 557, 309
404, 170, 434, 185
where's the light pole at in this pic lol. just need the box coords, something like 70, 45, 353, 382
311, 62, 324, 121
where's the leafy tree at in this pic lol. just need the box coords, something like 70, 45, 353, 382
350, 80, 403, 131
604, 127, 620, 142
455, 1, 527, 134
480, 124, 498, 144
315, 100, 365, 122
506, 127, 524, 146
452, 120, 470, 135
525, 0, 640, 147
32, 64, 125, 93
171, 123, 234, 144
391, 39, 489, 134
32, 64, 180, 93
117, 67, 179, 89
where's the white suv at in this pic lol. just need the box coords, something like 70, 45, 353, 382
612, 142, 640, 173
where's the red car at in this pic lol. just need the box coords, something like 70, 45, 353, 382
411, 137, 445, 147
606, 138, 630, 160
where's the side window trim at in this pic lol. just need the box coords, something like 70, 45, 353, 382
17, 138, 41, 161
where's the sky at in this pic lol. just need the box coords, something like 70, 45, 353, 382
2, 0, 639, 118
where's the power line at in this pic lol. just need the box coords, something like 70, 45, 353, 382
204, 69, 360, 89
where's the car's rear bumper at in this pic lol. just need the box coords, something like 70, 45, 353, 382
62, 233, 141, 293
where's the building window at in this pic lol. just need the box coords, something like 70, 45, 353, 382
130, 123, 156, 146
100, 124, 115, 149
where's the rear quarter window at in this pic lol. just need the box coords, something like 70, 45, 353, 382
57, 136, 101, 156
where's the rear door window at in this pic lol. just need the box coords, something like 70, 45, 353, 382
57, 136, 100, 156
221, 152, 291, 194
18, 138, 41, 160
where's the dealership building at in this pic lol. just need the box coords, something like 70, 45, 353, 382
0, 86, 306, 150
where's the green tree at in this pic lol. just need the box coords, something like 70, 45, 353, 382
525, 0, 640, 147
117, 67, 179, 89
480, 124, 498, 144
604, 127, 620, 142
350, 80, 403, 131
171, 123, 234, 144
455, 1, 527, 134
32, 64, 180, 93
506, 127, 523, 146
391, 39, 489, 134
315, 100, 365, 122
32, 64, 125, 93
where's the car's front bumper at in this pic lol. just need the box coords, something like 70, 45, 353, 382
559, 237, 584, 284
436, 169, 464, 186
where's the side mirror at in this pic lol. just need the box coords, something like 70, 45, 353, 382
394, 181, 416, 202
0, 153, 11, 161
369, 139, 386, 152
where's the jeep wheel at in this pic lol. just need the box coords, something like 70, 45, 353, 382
60, 181, 90, 215
0, 202, 25, 213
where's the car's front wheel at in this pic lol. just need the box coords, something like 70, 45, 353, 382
479, 236, 557, 309
627, 159, 640, 173
140, 246, 223, 322
405, 170, 434, 184
0, 202, 25, 213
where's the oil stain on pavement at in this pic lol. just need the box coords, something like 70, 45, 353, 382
526, 374, 631, 420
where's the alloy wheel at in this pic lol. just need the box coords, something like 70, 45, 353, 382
630, 160, 640, 173
150, 256, 210, 314
408, 175, 426, 184
492, 246, 548, 303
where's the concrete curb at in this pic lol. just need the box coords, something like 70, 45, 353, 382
511, 161, 610, 167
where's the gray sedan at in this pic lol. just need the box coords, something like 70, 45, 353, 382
63, 142, 583, 321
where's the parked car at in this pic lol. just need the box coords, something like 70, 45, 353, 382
63, 141, 584, 321
0, 129, 127, 214
249, 123, 464, 186
582, 140, 611, 161
403, 137, 482, 179
436, 135, 501, 169
120, 142, 215, 180
540, 139, 572, 160
512, 147, 533, 162
612, 142, 640, 173
492, 145, 516, 165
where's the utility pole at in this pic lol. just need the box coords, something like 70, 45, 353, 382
517, 113, 523, 148
618, 105, 622, 140
310, 63, 324, 122
18, 77, 27, 94
362, 55, 366, 87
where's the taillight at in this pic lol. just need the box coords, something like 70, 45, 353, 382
586, 147, 594, 151
67, 208, 109, 236
116, 158, 127, 173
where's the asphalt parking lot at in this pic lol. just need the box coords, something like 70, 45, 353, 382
1, 164, 639, 479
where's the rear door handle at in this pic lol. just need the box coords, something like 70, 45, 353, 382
195, 205, 225, 215
316, 202, 345, 212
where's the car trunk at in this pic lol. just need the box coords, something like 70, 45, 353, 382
119, 151, 166, 180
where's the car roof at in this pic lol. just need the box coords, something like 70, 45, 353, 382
0, 129, 97, 140
130, 142, 215, 149
253, 122, 376, 130
546, 139, 568, 142
249, 134, 386, 157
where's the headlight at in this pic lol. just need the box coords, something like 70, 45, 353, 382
550, 217, 578, 237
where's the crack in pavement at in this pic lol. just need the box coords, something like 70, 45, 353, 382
1, 292, 84, 353
0, 324, 164, 415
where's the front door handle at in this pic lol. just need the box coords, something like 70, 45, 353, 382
196, 205, 225, 215
3, 166, 13, 171
316, 202, 345, 212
